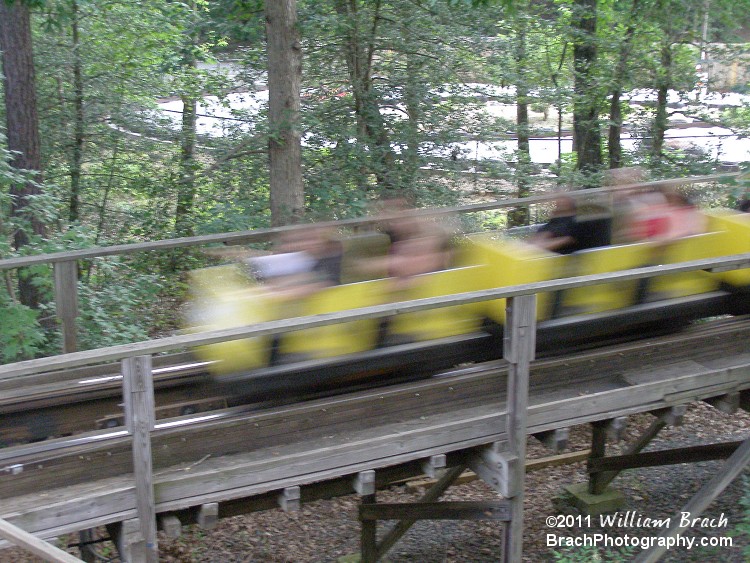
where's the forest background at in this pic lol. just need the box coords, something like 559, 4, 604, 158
2, 0, 750, 363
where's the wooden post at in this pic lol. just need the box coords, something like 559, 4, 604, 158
53, 260, 78, 353
122, 355, 158, 563
502, 294, 536, 563
0, 518, 83, 563
77, 529, 96, 563
588, 420, 609, 495
360, 491, 377, 563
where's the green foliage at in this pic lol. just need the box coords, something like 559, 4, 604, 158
721, 105, 750, 132
0, 224, 170, 361
0, 294, 45, 362
714, 168, 750, 209
77, 257, 165, 349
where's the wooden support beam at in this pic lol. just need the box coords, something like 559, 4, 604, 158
360, 491, 377, 563
588, 420, 610, 495
589, 440, 743, 473
408, 450, 592, 492
421, 454, 446, 478
705, 392, 740, 414
353, 470, 376, 496
51, 258, 91, 562
527, 449, 591, 472
0, 518, 82, 563
77, 529, 96, 563
533, 428, 569, 453
159, 515, 182, 539
635, 436, 750, 563
360, 501, 511, 521
122, 356, 158, 563
587, 416, 628, 494
278, 487, 300, 512
739, 390, 750, 413
197, 503, 219, 529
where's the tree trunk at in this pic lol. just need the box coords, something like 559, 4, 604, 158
69, 0, 85, 223
651, 44, 671, 162
509, 13, 531, 227
572, 0, 602, 183
402, 20, 421, 189
335, 0, 395, 191
0, 0, 46, 307
266, 0, 304, 226
175, 94, 197, 238
607, 0, 640, 170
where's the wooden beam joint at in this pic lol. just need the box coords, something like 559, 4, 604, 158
197, 502, 219, 529
533, 428, 569, 453
705, 392, 740, 414
353, 470, 376, 496
421, 454, 446, 479
278, 486, 300, 512
652, 405, 687, 426
468, 446, 519, 497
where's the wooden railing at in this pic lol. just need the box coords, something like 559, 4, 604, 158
0, 173, 737, 355
2, 252, 750, 560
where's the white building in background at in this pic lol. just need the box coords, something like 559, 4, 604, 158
702, 43, 750, 92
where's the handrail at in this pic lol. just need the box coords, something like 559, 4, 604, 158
0, 173, 737, 271
2, 250, 749, 380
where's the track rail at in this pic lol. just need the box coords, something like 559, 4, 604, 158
2, 317, 748, 493
1, 305, 745, 444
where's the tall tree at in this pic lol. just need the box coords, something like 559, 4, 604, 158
334, 0, 395, 191
0, 0, 46, 307
509, 3, 531, 226
66, 0, 84, 222
645, 0, 706, 165
266, 0, 304, 226
173, 0, 201, 239
571, 0, 602, 180
606, 0, 641, 170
